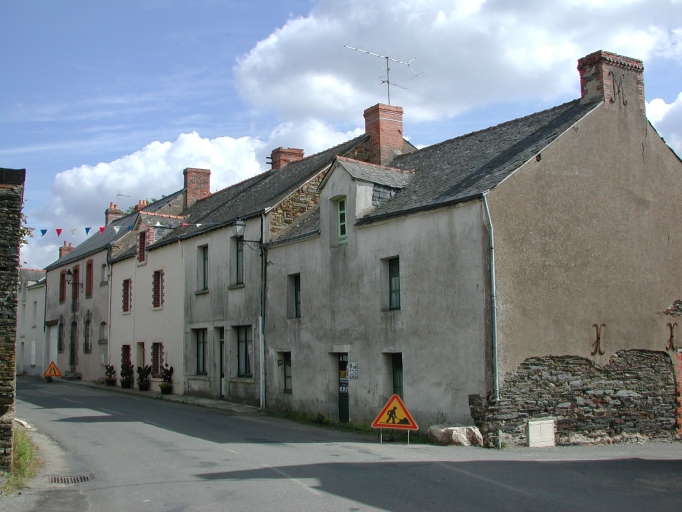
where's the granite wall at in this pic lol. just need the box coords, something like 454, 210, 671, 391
0, 168, 26, 470
469, 350, 677, 448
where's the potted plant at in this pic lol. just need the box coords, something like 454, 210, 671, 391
120, 362, 134, 389
159, 362, 173, 395
104, 364, 117, 386
136, 365, 152, 391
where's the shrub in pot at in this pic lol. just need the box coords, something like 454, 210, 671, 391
104, 364, 117, 386
159, 363, 173, 395
136, 365, 152, 391
120, 362, 134, 389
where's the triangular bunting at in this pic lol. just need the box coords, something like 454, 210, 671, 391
99, 226, 105, 234
182, 223, 189, 227
40, 229, 47, 236
155, 221, 162, 227
85, 227, 91, 235
70, 228, 76, 237
113, 226, 120, 233
56, 229, 62, 237
196, 224, 202, 227
127, 226, 133, 231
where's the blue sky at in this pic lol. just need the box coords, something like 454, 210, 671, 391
2, 0, 681, 268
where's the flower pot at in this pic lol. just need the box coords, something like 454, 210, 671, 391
105, 379, 116, 387
121, 380, 132, 389
138, 382, 150, 391
160, 386, 172, 395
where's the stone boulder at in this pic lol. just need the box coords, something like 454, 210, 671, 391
428, 425, 483, 446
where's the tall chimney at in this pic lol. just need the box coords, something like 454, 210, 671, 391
134, 199, 148, 212
59, 241, 74, 259
183, 168, 211, 210
270, 148, 305, 170
105, 202, 123, 225
364, 104, 404, 165
577, 50, 644, 113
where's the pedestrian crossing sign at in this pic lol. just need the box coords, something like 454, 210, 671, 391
44, 361, 62, 378
371, 394, 418, 430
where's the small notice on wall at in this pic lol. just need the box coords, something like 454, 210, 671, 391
348, 362, 358, 378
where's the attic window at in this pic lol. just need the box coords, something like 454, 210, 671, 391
372, 184, 398, 207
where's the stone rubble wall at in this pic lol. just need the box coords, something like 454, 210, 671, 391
0, 170, 25, 470
270, 172, 326, 239
469, 350, 677, 448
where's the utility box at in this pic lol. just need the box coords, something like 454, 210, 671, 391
527, 419, 555, 447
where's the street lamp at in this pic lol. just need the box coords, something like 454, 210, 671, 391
232, 219, 262, 249
65, 269, 83, 289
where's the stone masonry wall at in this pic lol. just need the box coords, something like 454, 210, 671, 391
0, 169, 26, 470
270, 172, 326, 239
469, 350, 676, 448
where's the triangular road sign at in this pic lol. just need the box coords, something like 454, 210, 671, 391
371, 394, 418, 430
44, 361, 62, 378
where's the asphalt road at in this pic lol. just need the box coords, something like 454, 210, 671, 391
4, 377, 682, 511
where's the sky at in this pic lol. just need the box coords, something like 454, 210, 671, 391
2, 0, 681, 269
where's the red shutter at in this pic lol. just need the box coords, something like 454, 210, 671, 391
138, 232, 146, 262
122, 280, 130, 312
152, 271, 160, 308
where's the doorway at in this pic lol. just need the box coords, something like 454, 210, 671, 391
48, 325, 58, 365
392, 353, 403, 398
338, 354, 349, 423
219, 327, 225, 398
69, 321, 78, 371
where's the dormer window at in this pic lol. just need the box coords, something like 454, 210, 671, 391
337, 197, 347, 244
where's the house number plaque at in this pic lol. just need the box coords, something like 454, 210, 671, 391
348, 362, 358, 378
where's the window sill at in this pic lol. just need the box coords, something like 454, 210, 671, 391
189, 374, 209, 380
283, 389, 292, 395
228, 283, 245, 290
152, 306, 163, 311
231, 377, 254, 383
98, 339, 108, 345
85, 295, 92, 300
137, 260, 147, 267
122, 311, 131, 315
195, 289, 209, 295
100, 281, 108, 287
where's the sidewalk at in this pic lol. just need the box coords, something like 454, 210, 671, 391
52, 377, 260, 415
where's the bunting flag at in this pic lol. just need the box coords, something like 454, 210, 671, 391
70, 228, 77, 237
56, 229, 62, 237
40, 229, 47, 237
182, 223, 189, 227
127, 226, 133, 231
155, 221, 162, 227
196, 224, 202, 227
99, 226, 105, 234
113, 226, 120, 234
85, 227, 91, 235
28, 222, 200, 240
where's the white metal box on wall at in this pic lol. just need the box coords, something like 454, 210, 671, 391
527, 419, 555, 447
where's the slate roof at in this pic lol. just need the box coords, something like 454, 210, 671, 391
20, 268, 45, 282
333, 157, 413, 189
44, 190, 184, 270
357, 99, 600, 224
150, 134, 369, 250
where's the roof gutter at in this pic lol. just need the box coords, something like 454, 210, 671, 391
481, 192, 499, 404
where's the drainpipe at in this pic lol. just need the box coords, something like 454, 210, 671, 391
259, 213, 266, 409
482, 193, 499, 403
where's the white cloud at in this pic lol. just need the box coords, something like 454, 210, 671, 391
21, 121, 361, 269
648, 93, 682, 155
234, 0, 682, 122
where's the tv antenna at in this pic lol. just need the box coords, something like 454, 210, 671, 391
344, 45, 420, 105
116, 190, 129, 203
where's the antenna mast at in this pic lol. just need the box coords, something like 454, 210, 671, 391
344, 45, 419, 105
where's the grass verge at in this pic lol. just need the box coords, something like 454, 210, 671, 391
2, 427, 41, 495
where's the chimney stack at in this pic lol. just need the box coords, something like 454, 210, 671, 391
59, 241, 74, 259
364, 103, 404, 165
577, 50, 645, 113
105, 202, 123, 225
134, 199, 148, 212
183, 168, 211, 210
270, 148, 305, 170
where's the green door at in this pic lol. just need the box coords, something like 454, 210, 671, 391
338, 354, 349, 423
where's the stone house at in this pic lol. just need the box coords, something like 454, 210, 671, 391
16, 268, 46, 376
262, 50, 682, 444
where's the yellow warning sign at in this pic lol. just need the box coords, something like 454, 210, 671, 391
43, 361, 62, 378
371, 394, 418, 430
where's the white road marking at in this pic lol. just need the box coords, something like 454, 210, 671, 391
436, 461, 535, 496
100, 408, 123, 415
224, 448, 240, 454
261, 462, 322, 497
61, 398, 84, 404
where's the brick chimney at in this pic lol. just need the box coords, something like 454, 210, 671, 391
59, 241, 74, 259
134, 199, 148, 212
183, 168, 211, 210
105, 202, 123, 225
364, 104, 404, 165
578, 50, 645, 113
270, 147, 304, 170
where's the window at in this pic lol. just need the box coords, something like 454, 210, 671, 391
31, 301, 37, 328
138, 232, 147, 262
122, 279, 132, 312
100, 264, 107, 284
198, 245, 209, 291
153, 270, 164, 308
196, 329, 207, 375
337, 197, 347, 243
85, 260, 93, 297
389, 257, 400, 310
59, 271, 66, 303
57, 322, 64, 353
283, 352, 292, 393
151, 342, 164, 377
287, 274, 301, 319
99, 322, 108, 343
121, 344, 131, 366
83, 317, 92, 353
237, 326, 252, 377
71, 267, 80, 312
235, 238, 244, 285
